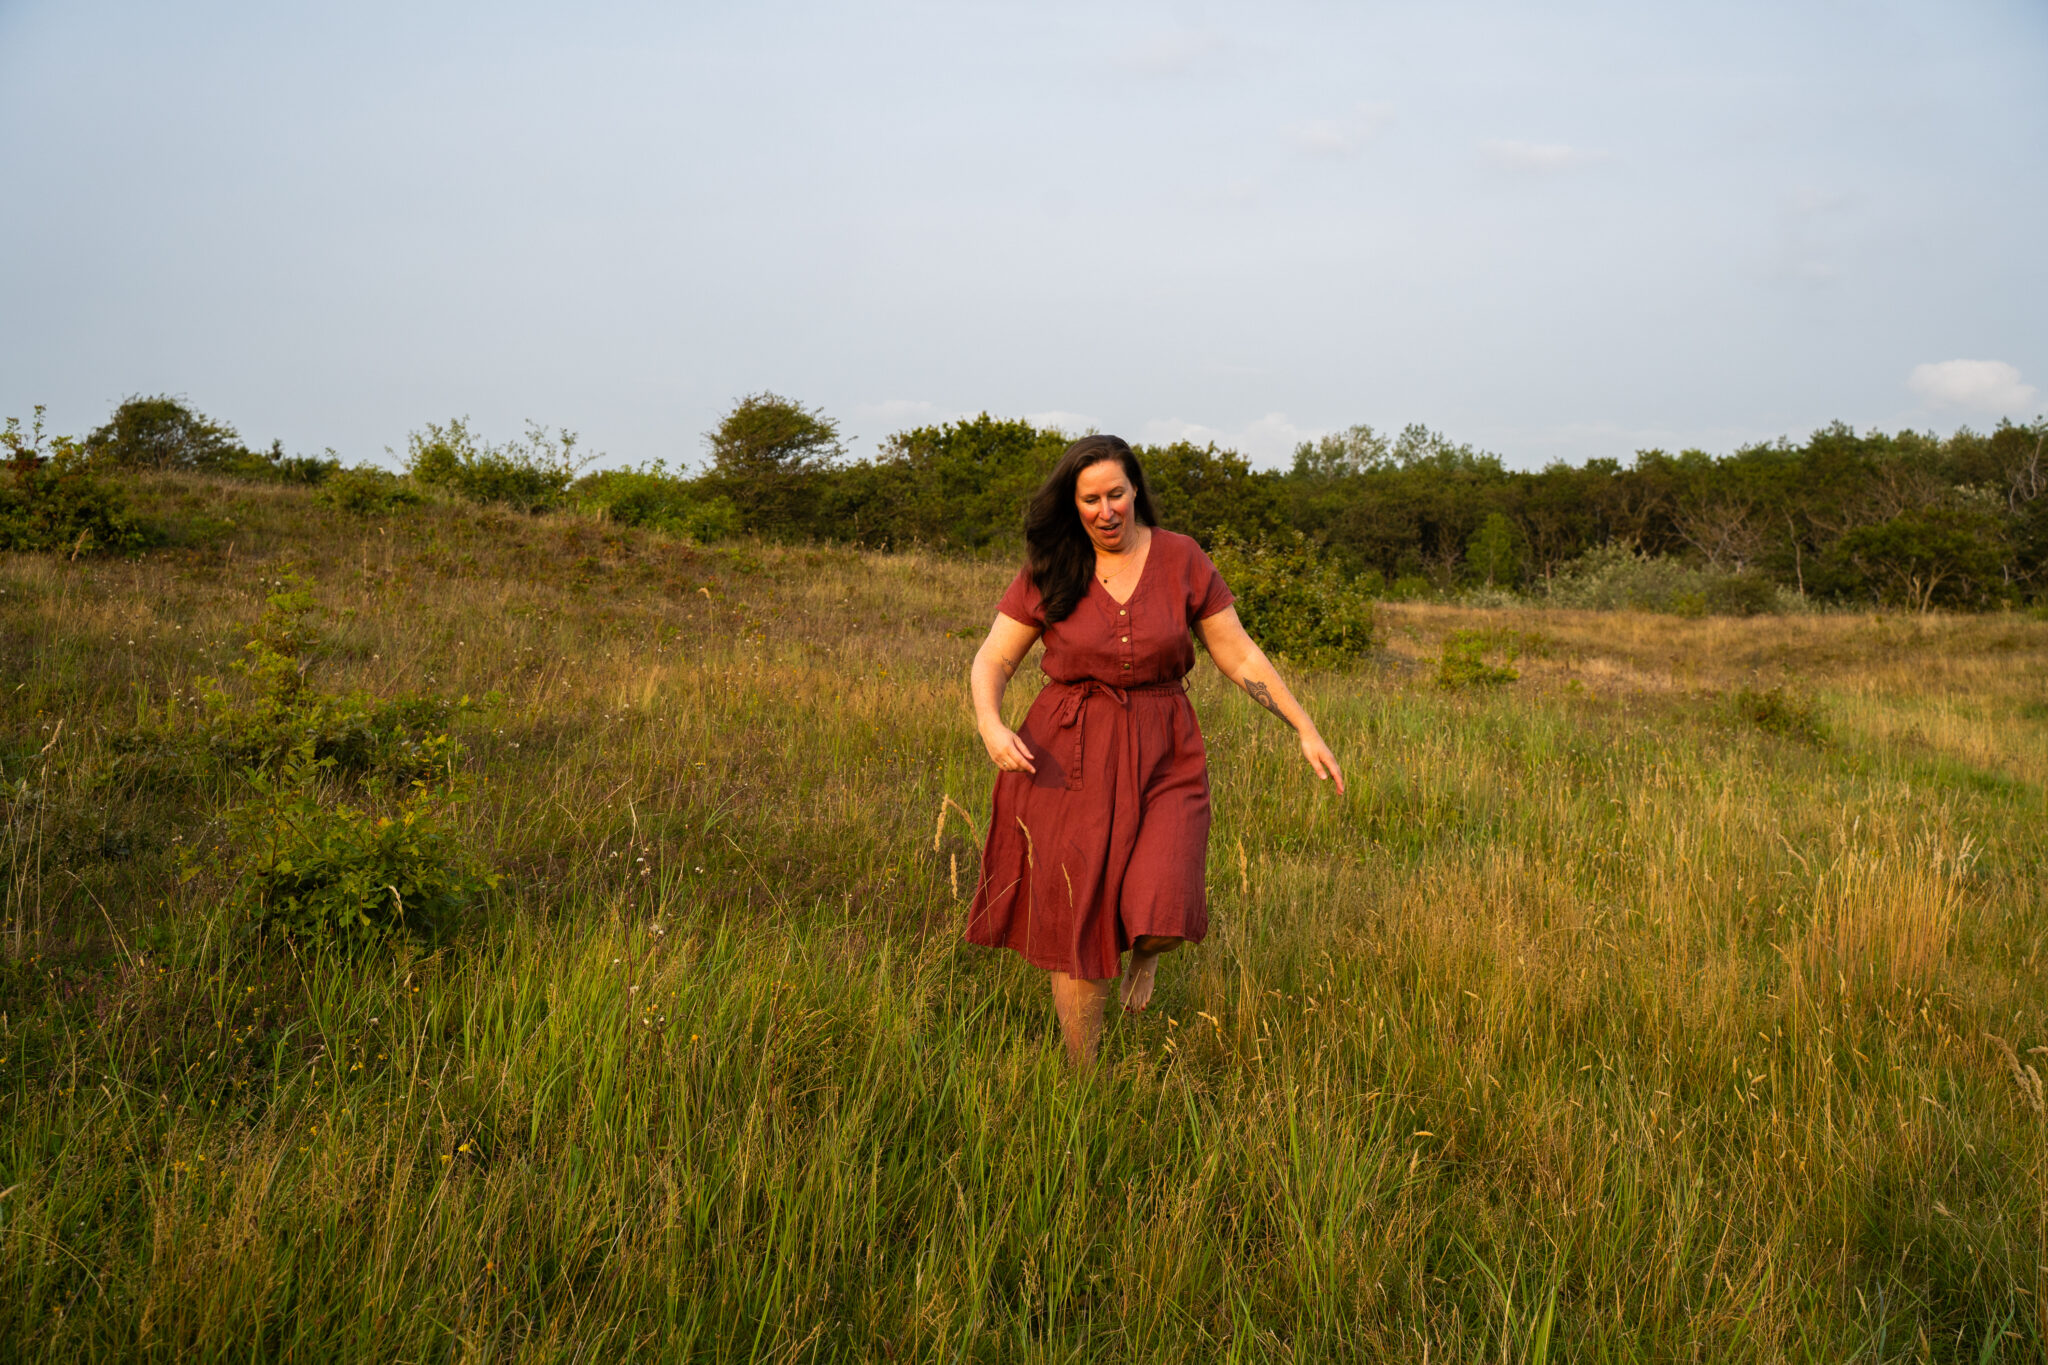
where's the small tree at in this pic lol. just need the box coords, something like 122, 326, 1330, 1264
703, 393, 842, 537
1465, 511, 1525, 588
85, 395, 251, 471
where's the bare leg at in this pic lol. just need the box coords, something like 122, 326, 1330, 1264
1049, 971, 1113, 1067
1119, 934, 1183, 1014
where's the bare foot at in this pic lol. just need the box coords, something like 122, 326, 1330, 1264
1120, 949, 1162, 1013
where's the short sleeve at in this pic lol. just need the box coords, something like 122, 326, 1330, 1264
1187, 541, 1235, 622
996, 565, 1044, 629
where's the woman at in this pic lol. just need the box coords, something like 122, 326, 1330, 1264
967, 435, 1344, 1066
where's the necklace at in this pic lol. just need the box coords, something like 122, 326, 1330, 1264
1095, 529, 1150, 583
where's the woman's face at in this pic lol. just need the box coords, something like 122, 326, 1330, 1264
1073, 459, 1139, 554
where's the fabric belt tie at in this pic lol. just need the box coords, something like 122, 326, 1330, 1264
1048, 678, 1185, 792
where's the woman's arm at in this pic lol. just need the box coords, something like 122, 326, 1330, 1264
972, 612, 1044, 774
1193, 607, 1345, 794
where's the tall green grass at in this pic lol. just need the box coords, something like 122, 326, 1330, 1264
3, 473, 2046, 1360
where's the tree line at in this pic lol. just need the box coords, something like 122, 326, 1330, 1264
11, 392, 2046, 613
646, 394, 2047, 613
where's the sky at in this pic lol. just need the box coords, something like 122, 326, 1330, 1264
2, 0, 2043, 472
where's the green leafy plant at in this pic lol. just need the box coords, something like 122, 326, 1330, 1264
1437, 629, 1520, 689
1729, 685, 1827, 746
1835, 505, 2009, 612
575, 463, 739, 541
701, 392, 843, 534
1, 406, 154, 555
405, 418, 592, 512
1465, 511, 1526, 588
316, 466, 422, 517
85, 394, 251, 471
1207, 532, 1376, 667
213, 744, 492, 945
1546, 543, 1782, 617
195, 573, 464, 781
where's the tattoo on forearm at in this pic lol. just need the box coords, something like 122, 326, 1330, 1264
1242, 678, 1295, 729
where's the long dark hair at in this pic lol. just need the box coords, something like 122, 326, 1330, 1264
1024, 435, 1161, 625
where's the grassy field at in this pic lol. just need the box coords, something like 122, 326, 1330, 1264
5, 473, 2048, 1362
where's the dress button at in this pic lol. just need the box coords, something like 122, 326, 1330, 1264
1122, 663, 1130, 670
1121, 636, 1129, 643
1118, 609, 1126, 615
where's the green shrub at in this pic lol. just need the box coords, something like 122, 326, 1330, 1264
1207, 532, 1376, 667
261, 444, 344, 485
1, 407, 154, 555
1833, 505, 2009, 612
1548, 544, 1701, 611
85, 394, 251, 472
196, 573, 466, 782
213, 745, 491, 946
1702, 573, 1780, 617
1437, 629, 1520, 688
316, 466, 422, 517
1387, 575, 1433, 601
80, 395, 341, 484
1547, 543, 1780, 616
1729, 686, 1827, 746
405, 418, 591, 512
575, 464, 739, 541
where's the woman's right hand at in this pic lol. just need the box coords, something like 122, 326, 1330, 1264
980, 722, 1038, 775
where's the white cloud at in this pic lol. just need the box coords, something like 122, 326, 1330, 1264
1288, 102, 1395, 156
1907, 360, 2038, 414
1480, 139, 1606, 172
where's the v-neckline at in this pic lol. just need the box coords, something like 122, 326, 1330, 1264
1093, 528, 1156, 609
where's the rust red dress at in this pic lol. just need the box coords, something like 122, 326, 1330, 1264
966, 529, 1235, 980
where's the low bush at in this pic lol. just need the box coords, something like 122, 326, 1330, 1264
1547, 543, 1781, 616
1437, 629, 1520, 688
316, 466, 422, 517
196, 573, 469, 782
1701, 572, 1781, 617
1729, 685, 1827, 746
212, 744, 491, 946
1207, 532, 1375, 667
262, 445, 344, 485
405, 418, 591, 512
575, 464, 739, 541
82, 394, 339, 484
1, 407, 154, 555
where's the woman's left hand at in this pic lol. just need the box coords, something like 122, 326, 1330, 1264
1299, 731, 1345, 795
